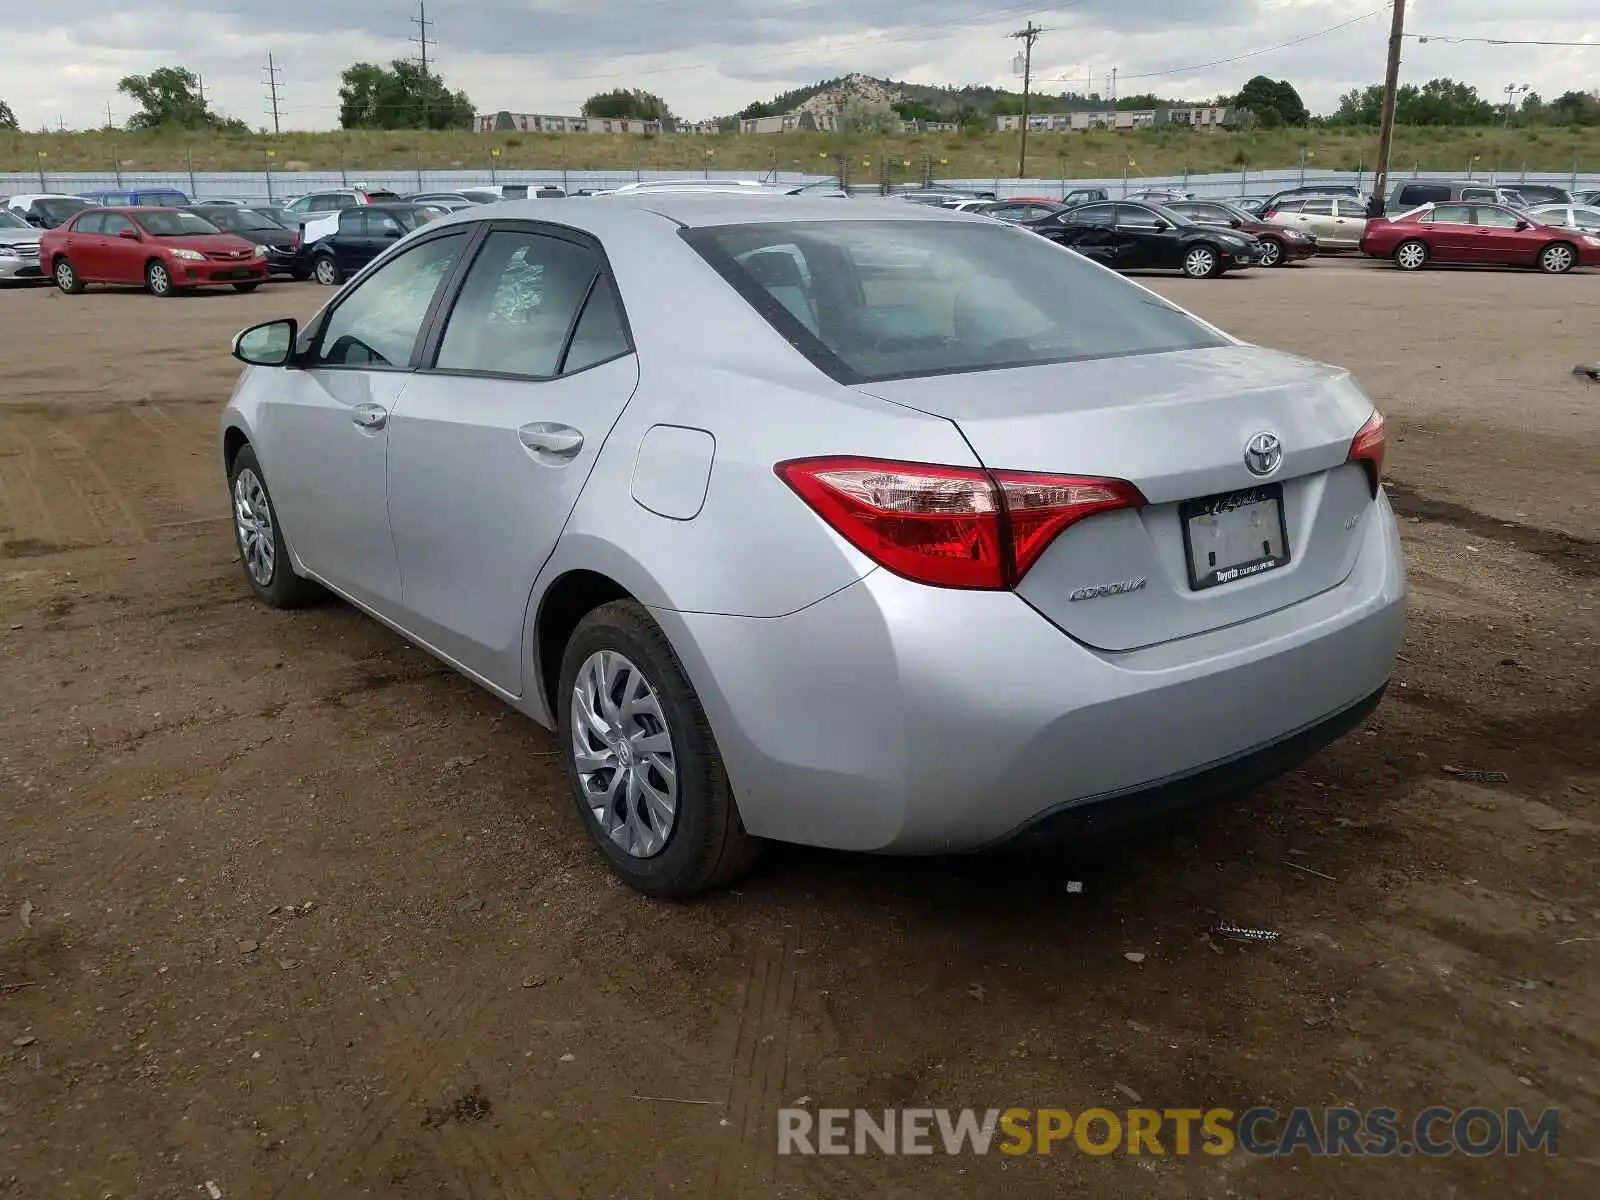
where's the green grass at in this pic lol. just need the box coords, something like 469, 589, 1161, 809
2, 125, 1594, 181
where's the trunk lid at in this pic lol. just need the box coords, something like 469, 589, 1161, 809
856, 344, 1378, 651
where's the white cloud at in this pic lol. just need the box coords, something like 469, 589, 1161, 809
1, 0, 1594, 130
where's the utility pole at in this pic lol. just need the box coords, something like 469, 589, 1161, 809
1371, 0, 1407, 215
264, 53, 283, 134
105, 101, 114, 130
1010, 21, 1044, 178
411, 2, 434, 128
197, 75, 206, 106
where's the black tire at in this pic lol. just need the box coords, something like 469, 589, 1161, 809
1257, 237, 1285, 268
233, 282, 261, 293
312, 255, 341, 286
290, 268, 311, 282
557, 600, 761, 898
1394, 239, 1429, 271
145, 259, 178, 297
1537, 242, 1576, 274
53, 257, 84, 294
227, 444, 320, 609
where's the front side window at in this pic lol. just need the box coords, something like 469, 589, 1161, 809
1473, 206, 1521, 229
100, 214, 137, 237
338, 210, 364, 235
435, 231, 601, 378
684, 219, 1225, 385
368, 211, 405, 237
73, 212, 107, 235
1300, 199, 1335, 216
1115, 204, 1163, 229
314, 232, 466, 368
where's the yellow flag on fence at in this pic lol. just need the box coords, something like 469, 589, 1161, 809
1128, 158, 1138, 171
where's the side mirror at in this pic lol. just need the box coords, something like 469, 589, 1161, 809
232, 318, 299, 368
1229, 218, 1242, 228
118, 227, 141, 240
26, 213, 45, 227
1152, 219, 1170, 230
383, 227, 404, 239
1515, 219, 1529, 230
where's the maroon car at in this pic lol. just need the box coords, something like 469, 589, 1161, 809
1165, 199, 1318, 267
1359, 202, 1600, 274
38, 206, 269, 297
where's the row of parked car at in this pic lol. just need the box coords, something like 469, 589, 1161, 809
896, 180, 1600, 277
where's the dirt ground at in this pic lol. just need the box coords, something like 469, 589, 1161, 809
1, 257, 1596, 1199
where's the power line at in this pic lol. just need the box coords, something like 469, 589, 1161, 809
1053, 6, 1392, 84
1409, 34, 1600, 48
264, 53, 283, 134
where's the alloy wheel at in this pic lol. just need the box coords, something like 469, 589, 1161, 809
314, 258, 338, 285
1258, 239, 1282, 267
570, 649, 678, 859
232, 468, 276, 586
1396, 241, 1427, 270
1540, 244, 1574, 273
1183, 247, 1216, 278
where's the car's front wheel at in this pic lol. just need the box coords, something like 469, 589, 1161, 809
1394, 239, 1429, 271
1538, 242, 1576, 274
312, 255, 341, 286
145, 260, 178, 297
1182, 244, 1221, 279
53, 258, 84, 294
557, 601, 760, 898
228, 444, 319, 609
1256, 237, 1284, 267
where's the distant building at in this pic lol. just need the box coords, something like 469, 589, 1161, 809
740, 109, 840, 134
993, 105, 1252, 133
475, 111, 678, 134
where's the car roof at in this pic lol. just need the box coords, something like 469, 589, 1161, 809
471, 192, 965, 231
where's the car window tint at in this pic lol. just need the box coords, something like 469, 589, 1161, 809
1473, 206, 1520, 229
1432, 204, 1473, 225
560, 274, 630, 374
315, 233, 466, 369
435, 231, 599, 378
1070, 204, 1115, 226
685, 220, 1224, 385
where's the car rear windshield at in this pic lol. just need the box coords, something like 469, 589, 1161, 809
682, 220, 1225, 384
136, 211, 223, 236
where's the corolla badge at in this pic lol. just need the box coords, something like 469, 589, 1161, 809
1068, 578, 1147, 602
1244, 432, 1283, 477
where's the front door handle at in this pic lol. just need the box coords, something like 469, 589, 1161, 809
351, 403, 388, 430
518, 422, 584, 458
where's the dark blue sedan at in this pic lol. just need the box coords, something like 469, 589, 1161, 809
308, 204, 437, 285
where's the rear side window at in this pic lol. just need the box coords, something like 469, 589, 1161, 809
434, 231, 602, 378
683, 219, 1225, 385
1300, 199, 1334, 215
1397, 184, 1448, 206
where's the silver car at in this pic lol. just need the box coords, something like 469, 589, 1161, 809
221, 195, 1406, 897
0, 206, 45, 281
1263, 196, 1370, 249
1528, 203, 1600, 234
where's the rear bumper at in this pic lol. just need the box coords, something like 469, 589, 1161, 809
657, 490, 1406, 854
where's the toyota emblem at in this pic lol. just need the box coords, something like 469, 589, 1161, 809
1244, 432, 1283, 477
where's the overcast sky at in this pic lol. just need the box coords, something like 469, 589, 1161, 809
3, 1, 1596, 130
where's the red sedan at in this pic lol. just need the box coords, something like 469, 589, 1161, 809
1359, 201, 1600, 273
39, 206, 270, 297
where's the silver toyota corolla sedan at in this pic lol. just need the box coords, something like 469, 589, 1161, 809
221, 194, 1405, 897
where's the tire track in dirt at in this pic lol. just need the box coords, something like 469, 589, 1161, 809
0, 412, 62, 549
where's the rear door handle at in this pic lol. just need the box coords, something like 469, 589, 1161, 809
351, 403, 388, 430
518, 422, 584, 458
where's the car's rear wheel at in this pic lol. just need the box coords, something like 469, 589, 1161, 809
145, 260, 177, 297
1538, 242, 1576, 274
557, 600, 760, 898
1256, 237, 1284, 268
233, 282, 260, 293
53, 258, 84, 294
312, 255, 341, 286
1182, 244, 1221, 278
228, 445, 319, 609
1394, 240, 1429, 271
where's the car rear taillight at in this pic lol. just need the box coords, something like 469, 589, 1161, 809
291, 231, 301, 250
1263, 209, 1278, 219
774, 456, 1145, 590
1347, 411, 1387, 496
